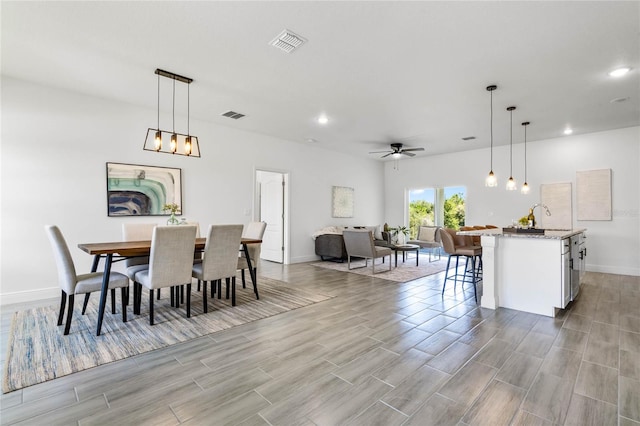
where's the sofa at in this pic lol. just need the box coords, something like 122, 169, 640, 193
314, 226, 391, 261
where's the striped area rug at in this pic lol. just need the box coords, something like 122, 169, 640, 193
3, 277, 333, 393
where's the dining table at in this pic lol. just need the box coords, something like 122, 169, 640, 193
78, 237, 262, 336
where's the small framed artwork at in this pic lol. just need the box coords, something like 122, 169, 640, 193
332, 186, 354, 218
106, 162, 182, 216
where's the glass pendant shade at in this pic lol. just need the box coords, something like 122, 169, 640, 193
521, 182, 530, 194
486, 170, 497, 187
184, 136, 192, 155
506, 176, 517, 191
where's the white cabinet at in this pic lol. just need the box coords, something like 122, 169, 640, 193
561, 238, 571, 308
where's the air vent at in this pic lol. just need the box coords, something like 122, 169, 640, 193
462, 136, 476, 141
221, 111, 246, 120
270, 29, 307, 53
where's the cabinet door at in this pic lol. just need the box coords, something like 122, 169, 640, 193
561, 240, 571, 308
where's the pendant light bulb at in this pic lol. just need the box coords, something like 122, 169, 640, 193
154, 130, 162, 151
170, 133, 177, 153
506, 106, 517, 191
184, 136, 192, 156
485, 85, 498, 187
521, 182, 530, 194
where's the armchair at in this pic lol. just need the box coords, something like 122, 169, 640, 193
406, 226, 443, 261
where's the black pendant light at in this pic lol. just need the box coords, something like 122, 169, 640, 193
521, 121, 530, 194
506, 106, 517, 191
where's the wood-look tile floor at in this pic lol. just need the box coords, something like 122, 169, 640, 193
1, 261, 639, 425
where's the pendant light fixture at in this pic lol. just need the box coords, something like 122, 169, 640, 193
143, 68, 200, 157
521, 121, 530, 194
485, 85, 498, 187
505, 106, 517, 191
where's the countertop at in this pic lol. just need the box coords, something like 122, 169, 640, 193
457, 228, 586, 240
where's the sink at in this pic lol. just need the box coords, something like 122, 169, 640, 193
502, 227, 545, 234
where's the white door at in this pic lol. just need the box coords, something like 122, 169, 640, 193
259, 171, 284, 263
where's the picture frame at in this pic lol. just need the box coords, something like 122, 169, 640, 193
332, 186, 354, 218
106, 162, 182, 216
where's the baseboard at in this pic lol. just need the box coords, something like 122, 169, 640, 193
290, 254, 322, 264
1, 287, 60, 306
587, 264, 640, 277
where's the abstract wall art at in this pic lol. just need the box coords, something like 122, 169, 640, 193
332, 186, 354, 218
106, 162, 182, 216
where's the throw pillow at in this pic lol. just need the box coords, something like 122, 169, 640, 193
419, 226, 437, 242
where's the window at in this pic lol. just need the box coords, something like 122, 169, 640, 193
408, 186, 466, 237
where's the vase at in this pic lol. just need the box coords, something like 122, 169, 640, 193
397, 233, 405, 245
167, 212, 179, 225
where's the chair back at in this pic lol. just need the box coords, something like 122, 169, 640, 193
417, 226, 441, 243
343, 230, 375, 258
440, 228, 458, 255
122, 223, 157, 267
45, 225, 77, 294
201, 224, 244, 280
147, 225, 197, 289
242, 221, 267, 262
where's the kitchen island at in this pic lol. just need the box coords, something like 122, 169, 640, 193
458, 228, 586, 317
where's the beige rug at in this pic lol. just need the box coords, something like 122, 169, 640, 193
3, 277, 333, 393
311, 253, 449, 282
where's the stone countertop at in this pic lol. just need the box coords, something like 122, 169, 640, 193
457, 228, 586, 240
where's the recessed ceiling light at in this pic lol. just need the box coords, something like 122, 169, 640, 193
608, 67, 631, 77
317, 115, 329, 125
306, 138, 318, 143
563, 128, 573, 135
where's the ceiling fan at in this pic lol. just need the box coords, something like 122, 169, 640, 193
369, 143, 425, 158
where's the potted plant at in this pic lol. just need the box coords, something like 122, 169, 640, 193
390, 225, 409, 245
163, 203, 181, 225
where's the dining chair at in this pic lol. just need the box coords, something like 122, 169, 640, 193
45, 225, 129, 335
193, 224, 244, 311
122, 223, 157, 312
133, 225, 197, 325
237, 221, 267, 299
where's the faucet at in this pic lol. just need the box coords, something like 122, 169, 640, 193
531, 203, 552, 216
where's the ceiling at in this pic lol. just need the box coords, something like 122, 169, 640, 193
2, 1, 639, 160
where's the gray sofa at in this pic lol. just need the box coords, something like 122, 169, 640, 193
315, 228, 392, 261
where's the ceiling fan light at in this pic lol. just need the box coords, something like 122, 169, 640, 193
608, 67, 630, 77
392, 152, 402, 160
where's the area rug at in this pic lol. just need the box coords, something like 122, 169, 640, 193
311, 253, 449, 282
3, 277, 333, 393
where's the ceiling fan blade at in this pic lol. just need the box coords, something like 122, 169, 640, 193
403, 152, 416, 157
401, 147, 425, 152
369, 150, 392, 154
381, 152, 393, 158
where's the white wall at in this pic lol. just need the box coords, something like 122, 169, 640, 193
0, 78, 385, 304
384, 126, 640, 276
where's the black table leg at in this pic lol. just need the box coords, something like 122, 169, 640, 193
96, 253, 113, 336
243, 244, 259, 299
415, 249, 419, 266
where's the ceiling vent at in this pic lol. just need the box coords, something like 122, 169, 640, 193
462, 136, 476, 141
221, 110, 246, 120
270, 29, 307, 53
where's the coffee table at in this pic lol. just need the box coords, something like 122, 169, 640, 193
392, 244, 420, 267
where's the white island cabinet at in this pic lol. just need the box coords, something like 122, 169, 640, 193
458, 228, 586, 317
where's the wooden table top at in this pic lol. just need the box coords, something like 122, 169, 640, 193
78, 237, 262, 257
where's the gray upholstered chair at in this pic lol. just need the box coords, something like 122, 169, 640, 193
407, 226, 443, 262
342, 230, 392, 273
440, 228, 481, 302
134, 225, 197, 325
193, 224, 244, 311
237, 221, 267, 298
45, 225, 129, 335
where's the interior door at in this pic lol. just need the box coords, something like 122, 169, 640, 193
259, 171, 284, 263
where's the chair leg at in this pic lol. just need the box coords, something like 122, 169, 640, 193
149, 290, 155, 326
81, 293, 90, 315
217, 280, 222, 299
157, 289, 161, 300
64, 294, 74, 335
252, 268, 260, 300
180, 285, 185, 304
231, 276, 236, 306
203, 280, 208, 313
211, 281, 215, 299
470, 256, 478, 303
225, 277, 230, 299
133, 282, 142, 315
110, 288, 116, 314
170, 286, 175, 307
57, 290, 67, 326
197, 279, 201, 292
121, 287, 127, 322
241, 269, 246, 288
186, 283, 192, 318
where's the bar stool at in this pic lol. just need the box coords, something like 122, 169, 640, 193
440, 228, 482, 302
